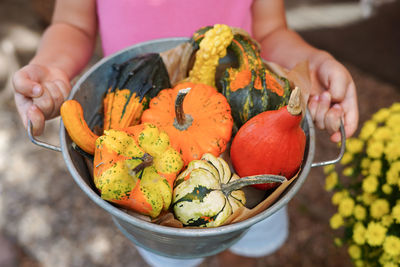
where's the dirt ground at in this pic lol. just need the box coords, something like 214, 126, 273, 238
0, 0, 399, 267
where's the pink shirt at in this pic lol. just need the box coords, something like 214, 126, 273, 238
97, 0, 253, 56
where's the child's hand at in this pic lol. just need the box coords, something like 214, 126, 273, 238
13, 64, 71, 136
307, 52, 358, 143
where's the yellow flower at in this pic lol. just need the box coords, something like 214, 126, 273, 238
382, 184, 393, 195
361, 158, 371, 170
386, 162, 400, 184
379, 253, 393, 266
332, 191, 344, 205
354, 205, 367, 221
384, 236, 400, 256
362, 175, 379, 193
390, 103, 400, 112
325, 172, 338, 191
385, 141, 400, 162
366, 222, 387, 246
362, 193, 376, 206
323, 164, 335, 174
387, 114, 400, 129
369, 160, 382, 176
346, 138, 364, 154
334, 238, 343, 247
330, 213, 344, 229
383, 262, 398, 267
360, 121, 377, 140
342, 167, 354, 177
381, 215, 393, 227
340, 152, 353, 165
348, 244, 362, 259
370, 199, 390, 219
354, 260, 364, 267
373, 108, 390, 123
353, 223, 366, 245
338, 197, 355, 217
367, 140, 385, 159
374, 127, 392, 142
391, 204, 400, 223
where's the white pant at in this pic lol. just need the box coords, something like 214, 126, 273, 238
137, 206, 289, 267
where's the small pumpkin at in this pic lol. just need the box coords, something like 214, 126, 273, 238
93, 123, 184, 218
103, 53, 171, 130
230, 87, 306, 190
172, 153, 286, 227
193, 26, 291, 129
141, 82, 233, 165
60, 99, 99, 154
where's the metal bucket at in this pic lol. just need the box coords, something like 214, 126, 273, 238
28, 38, 345, 259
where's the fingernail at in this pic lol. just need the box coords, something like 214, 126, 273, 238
32, 85, 42, 97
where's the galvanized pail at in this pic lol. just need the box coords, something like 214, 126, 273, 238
28, 38, 345, 259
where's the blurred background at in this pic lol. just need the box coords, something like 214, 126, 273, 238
0, 0, 399, 266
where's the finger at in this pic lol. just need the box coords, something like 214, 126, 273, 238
325, 104, 343, 135
14, 93, 33, 128
12, 65, 46, 97
341, 82, 359, 138
315, 91, 331, 130
47, 81, 66, 118
32, 82, 55, 119
318, 60, 350, 102
53, 79, 71, 99
308, 95, 319, 121
27, 105, 45, 136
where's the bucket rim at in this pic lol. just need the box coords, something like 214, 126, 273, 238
60, 37, 315, 236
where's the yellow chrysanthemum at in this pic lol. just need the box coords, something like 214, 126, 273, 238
390, 103, 400, 112
323, 164, 335, 174
386, 141, 400, 162
343, 167, 354, 177
391, 204, 400, 223
362, 193, 376, 206
374, 127, 392, 142
367, 140, 385, 159
362, 175, 379, 193
332, 191, 344, 205
383, 262, 398, 267
384, 236, 400, 256
360, 158, 371, 170
339, 197, 355, 217
348, 244, 362, 259
379, 253, 393, 266
340, 152, 353, 165
346, 138, 364, 154
354, 205, 367, 221
382, 184, 393, 195
373, 108, 390, 123
325, 172, 338, 191
386, 162, 400, 185
334, 238, 343, 247
330, 213, 344, 229
366, 222, 387, 246
354, 260, 364, 267
369, 160, 382, 176
353, 223, 366, 245
387, 114, 400, 129
370, 199, 390, 219
381, 215, 393, 227
360, 121, 377, 140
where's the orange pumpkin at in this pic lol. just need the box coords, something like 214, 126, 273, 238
141, 82, 233, 165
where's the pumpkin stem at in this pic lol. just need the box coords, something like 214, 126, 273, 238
173, 88, 194, 130
287, 87, 302, 116
221, 174, 287, 196
129, 153, 154, 176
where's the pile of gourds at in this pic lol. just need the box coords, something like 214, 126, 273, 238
61, 24, 306, 227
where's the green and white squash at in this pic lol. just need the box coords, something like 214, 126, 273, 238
172, 153, 286, 227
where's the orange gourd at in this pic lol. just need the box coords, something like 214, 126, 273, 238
141, 82, 233, 165
230, 87, 306, 190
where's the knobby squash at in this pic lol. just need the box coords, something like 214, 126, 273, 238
103, 53, 171, 130
194, 25, 291, 129
60, 99, 99, 154
141, 82, 233, 166
172, 153, 286, 227
93, 123, 184, 218
230, 87, 306, 190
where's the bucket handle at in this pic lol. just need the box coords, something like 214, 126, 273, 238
27, 118, 346, 167
27, 120, 61, 152
311, 119, 346, 168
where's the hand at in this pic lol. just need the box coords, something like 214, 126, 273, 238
13, 64, 71, 136
307, 53, 359, 143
